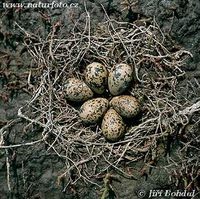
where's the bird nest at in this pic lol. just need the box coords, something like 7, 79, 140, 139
14, 8, 200, 191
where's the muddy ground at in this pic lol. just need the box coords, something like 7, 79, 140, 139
0, 0, 200, 199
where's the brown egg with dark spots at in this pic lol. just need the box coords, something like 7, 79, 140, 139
110, 95, 140, 118
101, 108, 126, 142
108, 64, 133, 95
85, 62, 108, 94
79, 98, 109, 124
64, 78, 93, 102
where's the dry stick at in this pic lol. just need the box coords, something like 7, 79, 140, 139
5, 149, 11, 192
179, 101, 200, 115
0, 139, 43, 149
47, 127, 63, 152
0, 119, 21, 135
102, 154, 137, 180
18, 107, 46, 128
100, 4, 142, 83
0, 131, 11, 191
115, 142, 130, 166
49, 25, 56, 61
15, 22, 33, 38
61, 152, 101, 188
69, 5, 91, 65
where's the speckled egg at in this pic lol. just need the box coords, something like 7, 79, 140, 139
101, 108, 126, 142
79, 98, 109, 124
108, 64, 133, 96
64, 78, 93, 102
110, 95, 140, 118
85, 62, 108, 94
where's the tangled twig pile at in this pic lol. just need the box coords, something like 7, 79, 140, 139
8, 8, 199, 191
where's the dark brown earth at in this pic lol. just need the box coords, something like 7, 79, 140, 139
0, 0, 200, 198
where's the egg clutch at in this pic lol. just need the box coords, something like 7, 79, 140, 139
64, 62, 140, 142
